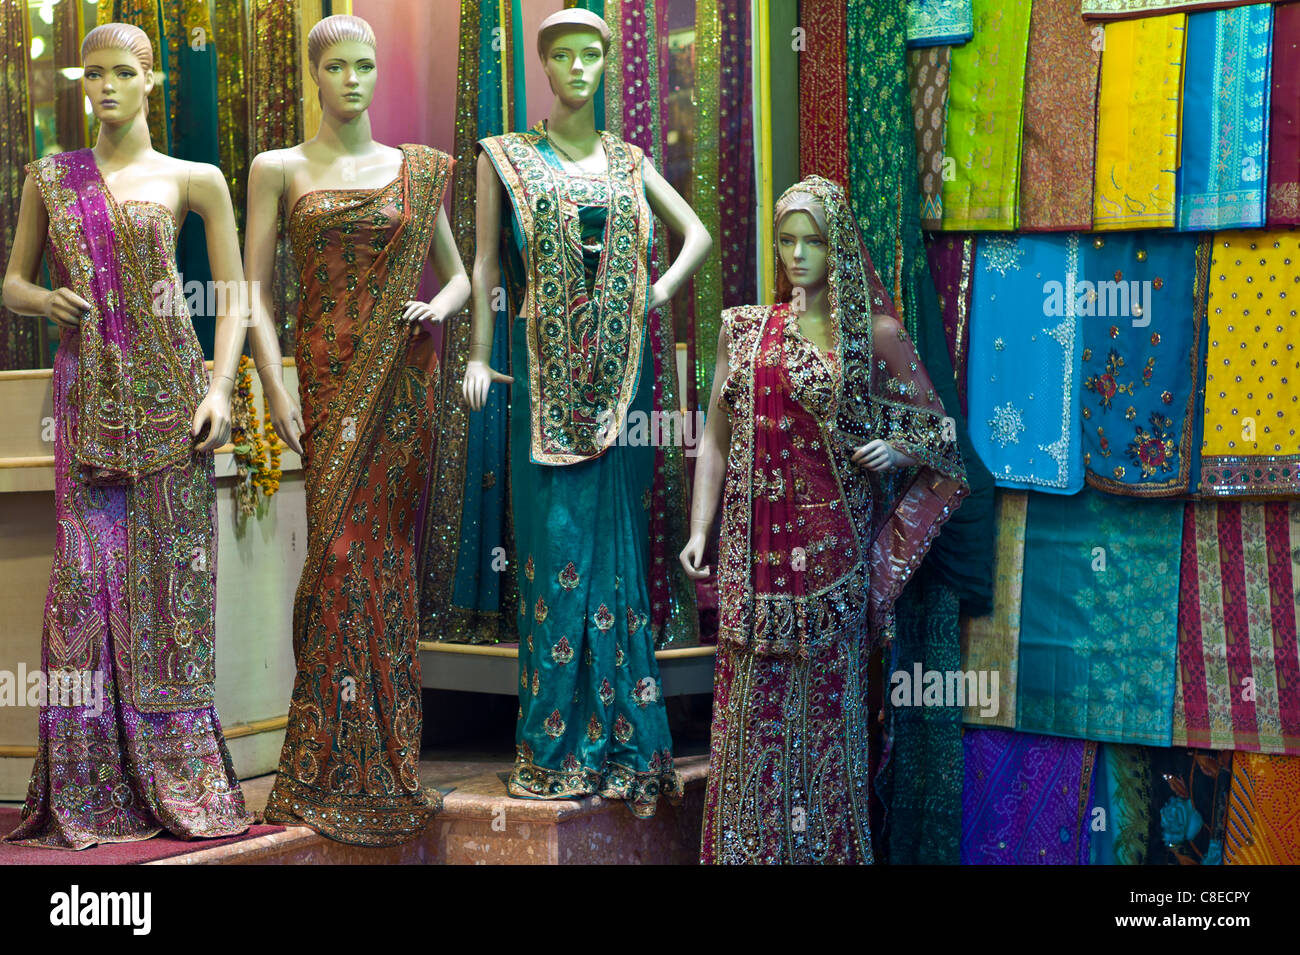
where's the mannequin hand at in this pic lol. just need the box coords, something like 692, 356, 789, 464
192, 388, 232, 453
402, 300, 446, 338
679, 531, 711, 580
462, 359, 513, 411
851, 439, 915, 472
264, 381, 305, 457
43, 288, 92, 330
649, 282, 671, 312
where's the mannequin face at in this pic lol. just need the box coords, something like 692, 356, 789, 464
541, 29, 605, 108
82, 47, 153, 125
777, 210, 829, 295
313, 40, 378, 116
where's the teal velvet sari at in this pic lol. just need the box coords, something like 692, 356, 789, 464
501, 147, 681, 819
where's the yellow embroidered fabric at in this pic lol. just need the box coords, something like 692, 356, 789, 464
1199, 231, 1300, 495
1092, 14, 1186, 230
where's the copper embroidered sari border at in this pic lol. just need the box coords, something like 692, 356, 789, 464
1198, 455, 1300, 496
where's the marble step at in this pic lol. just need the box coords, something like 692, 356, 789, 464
151, 753, 710, 865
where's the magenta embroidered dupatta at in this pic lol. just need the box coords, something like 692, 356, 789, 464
716, 177, 968, 656
25, 149, 215, 713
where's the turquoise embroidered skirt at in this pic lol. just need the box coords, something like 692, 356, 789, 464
507, 317, 682, 818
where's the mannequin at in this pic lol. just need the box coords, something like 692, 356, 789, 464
682, 177, 968, 864
0, 23, 252, 848
465, 9, 711, 818
242, 14, 469, 847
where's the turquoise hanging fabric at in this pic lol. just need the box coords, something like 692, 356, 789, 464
1016, 487, 1184, 746
1176, 5, 1273, 230
1080, 233, 1208, 497
968, 233, 1085, 493
169, 0, 220, 359
422, 0, 515, 644
1089, 744, 1152, 864
906, 0, 973, 47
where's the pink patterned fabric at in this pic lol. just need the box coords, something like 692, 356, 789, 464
1174, 501, 1300, 755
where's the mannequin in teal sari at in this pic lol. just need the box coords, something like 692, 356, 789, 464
464, 10, 711, 818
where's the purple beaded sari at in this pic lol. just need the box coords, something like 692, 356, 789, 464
3, 149, 250, 849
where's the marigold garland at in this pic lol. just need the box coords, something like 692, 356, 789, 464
230, 354, 284, 525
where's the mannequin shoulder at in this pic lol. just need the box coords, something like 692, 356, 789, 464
248, 147, 305, 183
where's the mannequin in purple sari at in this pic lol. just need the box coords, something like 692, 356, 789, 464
0, 24, 263, 848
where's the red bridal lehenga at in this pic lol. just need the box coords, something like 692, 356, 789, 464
4, 149, 251, 850
700, 177, 968, 864
262, 144, 454, 846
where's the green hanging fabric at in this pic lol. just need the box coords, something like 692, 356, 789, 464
0, 1, 40, 370
845, 0, 993, 615
170, 0, 221, 358
422, 0, 518, 645
846, 2, 997, 864
883, 565, 964, 864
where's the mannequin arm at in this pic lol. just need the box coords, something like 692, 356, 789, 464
188, 164, 250, 451
680, 323, 732, 580
2, 174, 90, 328
401, 206, 470, 325
642, 159, 712, 309
463, 150, 513, 411
242, 151, 304, 455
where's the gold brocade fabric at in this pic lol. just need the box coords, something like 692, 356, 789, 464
250, 0, 303, 349
959, 490, 1025, 728
1092, 15, 1186, 230
214, 0, 249, 232
0, 1, 38, 370
1019, 0, 1100, 231
1199, 231, 1300, 495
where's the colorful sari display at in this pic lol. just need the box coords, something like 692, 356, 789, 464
906, 0, 973, 47
1146, 746, 1232, 865
1176, 6, 1273, 231
1018, 0, 1100, 232
939, 0, 1033, 231
1266, 3, 1300, 225
1199, 231, 1300, 495
959, 490, 1025, 729
1224, 753, 1300, 864
1092, 15, 1186, 230
968, 233, 1084, 493
1172, 501, 1300, 755
1016, 488, 1183, 746
961, 729, 1097, 865
263, 145, 451, 846
480, 128, 680, 818
701, 178, 967, 865
4, 150, 251, 849
1080, 233, 1207, 496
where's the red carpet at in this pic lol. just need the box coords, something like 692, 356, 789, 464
0, 808, 284, 865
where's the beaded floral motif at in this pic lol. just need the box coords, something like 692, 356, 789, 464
480, 127, 653, 465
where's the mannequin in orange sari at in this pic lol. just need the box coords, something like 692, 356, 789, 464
242, 15, 469, 846
682, 177, 968, 864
